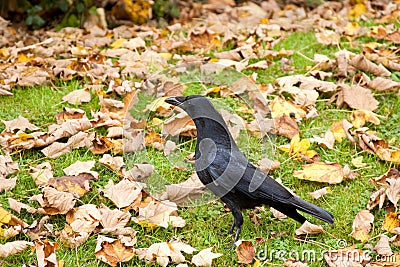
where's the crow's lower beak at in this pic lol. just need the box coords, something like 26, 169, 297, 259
165, 96, 185, 106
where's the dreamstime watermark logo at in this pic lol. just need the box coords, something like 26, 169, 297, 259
254, 239, 397, 264
122, 62, 276, 207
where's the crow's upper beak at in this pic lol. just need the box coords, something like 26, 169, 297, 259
165, 96, 186, 106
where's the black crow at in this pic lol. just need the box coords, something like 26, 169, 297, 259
165, 95, 334, 246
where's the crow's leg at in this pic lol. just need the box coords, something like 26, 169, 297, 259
229, 206, 243, 250
229, 222, 235, 234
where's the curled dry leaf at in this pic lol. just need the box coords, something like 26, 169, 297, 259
235, 240, 255, 264
98, 154, 125, 172
8, 198, 37, 214
2, 115, 39, 133
63, 160, 98, 179
293, 162, 355, 184
162, 111, 197, 137
0, 154, 19, 178
0, 177, 16, 192
35, 239, 59, 267
368, 77, 400, 91
137, 240, 196, 267
29, 162, 54, 186
62, 89, 91, 105
0, 240, 34, 258
350, 110, 380, 128
367, 187, 386, 210
257, 157, 280, 173
350, 210, 374, 242
374, 234, 392, 257
36, 187, 76, 215
295, 221, 324, 236
349, 54, 391, 77
191, 247, 222, 267
270, 207, 287, 220
103, 179, 145, 208
386, 177, 400, 207
123, 163, 154, 181
309, 187, 331, 200
132, 200, 186, 228
309, 130, 335, 149
99, 204, 135, 237
159, 172, 206, 205
95, 235, 135, 267
56, 107, 85, 123
48, 174, 94, 197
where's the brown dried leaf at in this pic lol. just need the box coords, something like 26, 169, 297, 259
367, 187, 386, 210
137, 241, 196, 267
8, 198, 37, 214
342, 85, 379, 111
2, 115, 39, 133
94, 235, 135, 267
103, 179, 145, 208
56, 108, 86, 123
309, 130, 335, 149
0, 241, 34, 258
38, 187, 76, 215
29, 162, 54, 186
132, 200, 185, 228
98, 154, 125, 172
368, 77, 400, 91
47, 175, 94, 197
309, 187, 331, 200
191, 247, 222, 267
35, 239, 59, 267
274, 114, 299, 139
349, 54, 391, 77
350, 210, 374, 242
374, 234, 392, 257
98, 205, 135, 237
257, 158, 280, 173
123, 163, 154, 181
0, 155, 19, 178
0, 177, 17, 192
386, 177, 400, 206
235, 240, 255, 264
270, 207, 287, 220
315, 30, 340, 46
295, 221, 324, 235
62, 89, 91, 105
63, 160, 98, 179
159, 172, 205, 205
162, 111, 197, 137
60, 224, 90, 249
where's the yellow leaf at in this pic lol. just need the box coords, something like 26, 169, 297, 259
205, 87, 221, 95
260, 18, 269, 24
111, 38, 128, 49
382, 212, 400, 233
293, 162, 348, 184
236, 105, 254, 114
348, 3, 367, 18
269, 96, 306, 119
17, 53, 31, 63
330, 120, 347, 142
158, 53, 172, 60
344, 22, 360, 36
278, 134, 317, 161
151, 118, 163, 126
350, 110, 380, 128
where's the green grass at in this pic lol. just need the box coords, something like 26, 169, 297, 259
1, 28, 400, 267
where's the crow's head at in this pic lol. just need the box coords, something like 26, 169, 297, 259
165, 95, 216, 119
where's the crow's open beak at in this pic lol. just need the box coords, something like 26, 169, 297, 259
165, 96, 185, 106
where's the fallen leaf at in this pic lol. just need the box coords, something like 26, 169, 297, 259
293, 162, 355, 184
37, 187, 77, 215
55, 107, 86, 123
257, 158, 280, 173
295, 221, 324, 235
270, 207, 287, 220
35, 239, 59, 267
279, 134, 318, 162
342, 85, 379, 111
349, 54, 391, 77
350, 210, 374, 242
0, 154, 19, 178
123, 163, 154, 181
162, 111, 197, 137
47, 174, 94, 197
98, 204, 135, 236
324, 245, 370, 267
2, 115, 39, 133
8, 198, 37, 214
269, 96, 307, 119
191, 247, 222, 267
137, 240, 196, 267
29, 162, 54, 186
94, 235, 135, 266
98, 154, 125, 172
0, 241, 34, 258
159, 172, 206, 205
382, 212, 400, 233
374, 234, 392, 257
367, 187, 386, 210
309, 187, 331, 200
315, 30, 340, 46
0, 177, 17, 192
63, 160, 98, 179
103, 179, 145, 208
235, 240, 255, 264
284, 258, 309, 267
330, 120, 347, 142
351, 156, 367, 168
309, 130, 335, 149
350, 110, 380, 128
386, 177, 400, 206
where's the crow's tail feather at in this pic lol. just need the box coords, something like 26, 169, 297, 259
291, 197, 334, 224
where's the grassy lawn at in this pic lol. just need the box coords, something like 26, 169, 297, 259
1, 27, 400, 267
